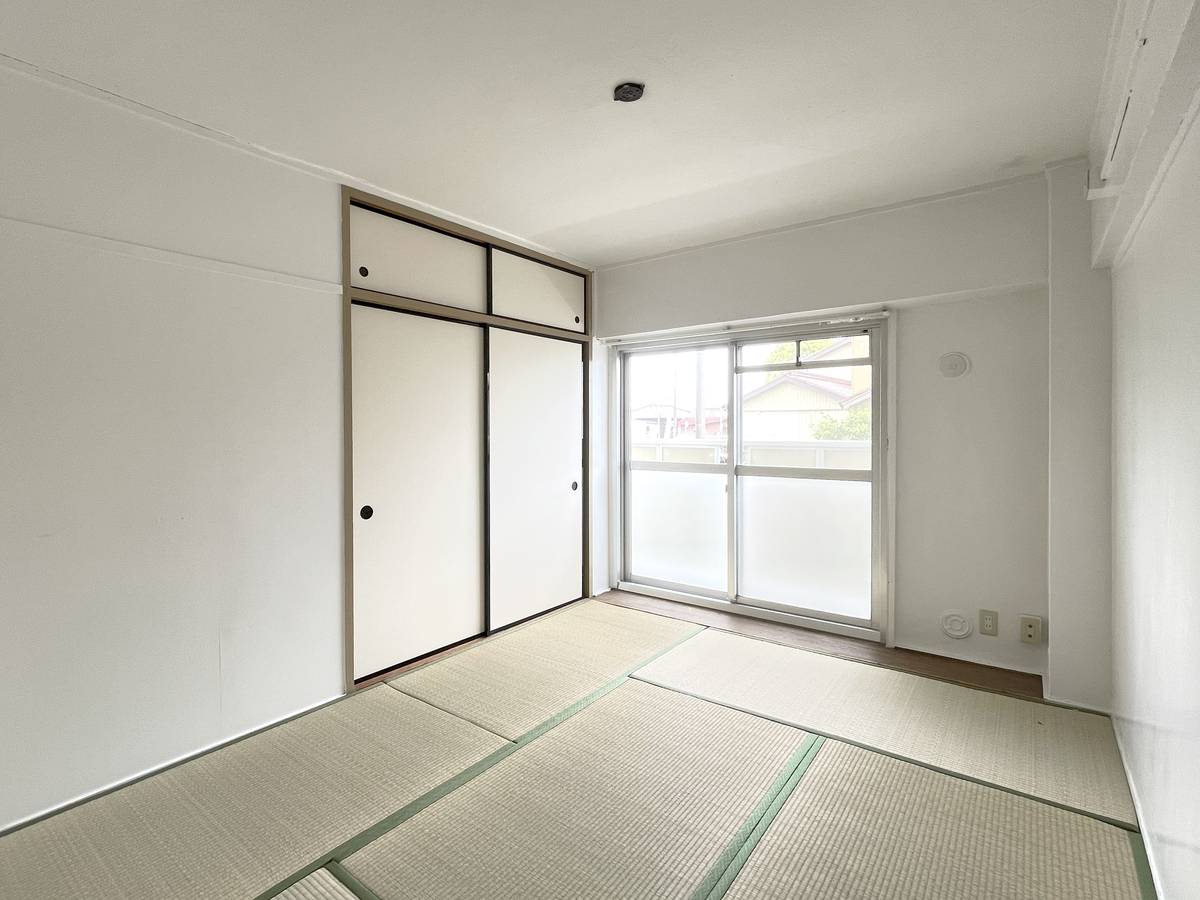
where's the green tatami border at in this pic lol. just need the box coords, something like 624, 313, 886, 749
325, 860, 384, 900
253, 623, 708, 900
690, 734, 826, 900
631, 672, 1139, 832
387, 622, 707, 741
1127, 832, 1158, 900
694, 735, 1153, 900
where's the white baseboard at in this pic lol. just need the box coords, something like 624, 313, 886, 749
0, 691, 344, 837
1111, 721, 1163, 899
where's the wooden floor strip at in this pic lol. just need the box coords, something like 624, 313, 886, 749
600, 590, 1044, 700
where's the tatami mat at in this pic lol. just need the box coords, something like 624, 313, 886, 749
0, 686, 508, 900
275, 868, 358, 900
721, 740, 1150, 900
390, 599, 704, 739
635, 628, 1136, 826
344, 679, 811, 900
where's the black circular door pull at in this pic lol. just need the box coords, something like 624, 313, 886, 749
360, 505, 373, 519
571, 482, 579, 491
358, 266, 369, 277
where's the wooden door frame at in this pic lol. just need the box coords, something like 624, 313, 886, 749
341, 186, 593, 692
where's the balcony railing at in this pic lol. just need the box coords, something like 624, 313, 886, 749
631, 439, 871, 470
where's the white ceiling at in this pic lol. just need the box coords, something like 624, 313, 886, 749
2, 0, 1114, 267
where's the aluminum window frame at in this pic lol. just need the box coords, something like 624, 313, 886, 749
618, 319, 889, 640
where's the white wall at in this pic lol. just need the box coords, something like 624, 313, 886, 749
1046, 159, 1113, 710
892, 289, 1049, 673
596, 177, 1056, 676
596, 177, 1048, 338
0, 66, 345, 829
1109, 112, 1200, 900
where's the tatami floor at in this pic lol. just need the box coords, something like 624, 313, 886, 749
0, 600, 1153, 900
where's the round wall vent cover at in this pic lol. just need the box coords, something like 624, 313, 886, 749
939, 352, 971, 378
941, 610, 973, 639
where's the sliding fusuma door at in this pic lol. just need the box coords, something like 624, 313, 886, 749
344, 192, 591, 685
488, 328, 585, 629
350, 305, 486, 679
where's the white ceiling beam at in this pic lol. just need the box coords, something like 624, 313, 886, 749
1090, 0, 1200, 266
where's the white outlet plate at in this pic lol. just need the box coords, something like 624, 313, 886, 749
979, 609, 998, 636
1019, 614, 1043, 644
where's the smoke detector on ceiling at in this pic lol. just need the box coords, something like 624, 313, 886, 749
613, 82, 645, 102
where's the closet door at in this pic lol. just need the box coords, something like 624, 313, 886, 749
491, 249, 585, 332
488, 328, 584, 629
351, 305, 484, 679
350, 206, 486, 312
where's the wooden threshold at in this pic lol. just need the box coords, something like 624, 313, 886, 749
352, 635, 489, 691
352, 598, 595, 691
598, 589, 1044, 701
356, 591, 1043, 703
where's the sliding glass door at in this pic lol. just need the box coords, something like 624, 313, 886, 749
735, 332, 876, 624
624, 346, 730, 595
622, 324, 884, 635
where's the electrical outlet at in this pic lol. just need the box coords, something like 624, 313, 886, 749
1019, 614, 1043, 644
979, 609, 998, 636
